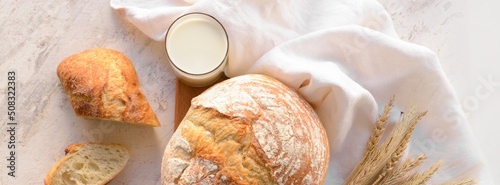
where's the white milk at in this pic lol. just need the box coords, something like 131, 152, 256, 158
166, 13, 228, 87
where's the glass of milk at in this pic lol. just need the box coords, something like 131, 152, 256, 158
165, 13, 229, 87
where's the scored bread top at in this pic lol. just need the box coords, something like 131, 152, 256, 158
162, 74, 329, 185
57, 48, 160, 127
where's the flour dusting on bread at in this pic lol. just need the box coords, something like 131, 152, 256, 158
162, 74, 329, 185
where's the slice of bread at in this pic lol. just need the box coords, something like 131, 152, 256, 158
44, 143, 130, 185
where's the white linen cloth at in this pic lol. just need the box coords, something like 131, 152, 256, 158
111, 0, 491, 183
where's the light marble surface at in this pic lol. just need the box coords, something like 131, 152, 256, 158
0, 1, 177, 184
0, 0, 498, 184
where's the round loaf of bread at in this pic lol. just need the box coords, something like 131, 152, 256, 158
162, 74, 329, 185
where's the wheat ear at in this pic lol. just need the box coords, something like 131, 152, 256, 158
365, 96, 394, 155
382, 154, 427, 184
343, 97, 477, 185
406, 160, 443, 185
343, 97, 394, 185
373, 110, 427, 184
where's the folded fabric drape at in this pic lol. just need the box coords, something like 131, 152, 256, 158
111, 0, 491, 183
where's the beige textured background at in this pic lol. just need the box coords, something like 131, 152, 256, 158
0, 0, 498, 184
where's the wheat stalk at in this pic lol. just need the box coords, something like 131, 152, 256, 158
382, 154, 427, 184
343, 96, 394, 185
407, 160, 443, 185
365, 96, 394, 155
374, 110, 427, 184
347, 103, 423, 185
343, 97, 477, 185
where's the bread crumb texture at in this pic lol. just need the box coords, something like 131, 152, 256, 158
44, 143, 130, 185
57, 48, 160, 127
162, 74, 329, 185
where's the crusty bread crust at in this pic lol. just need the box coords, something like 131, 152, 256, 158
44, 143, 130, 185
57, 48, 160, 127
162, 74, 329, 185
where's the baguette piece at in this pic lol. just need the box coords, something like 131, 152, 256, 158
57, 48, 160, 127
161, 74, 329, 185
44, 143, 130, 185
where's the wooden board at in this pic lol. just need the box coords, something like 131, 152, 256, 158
174, 76, 227, 130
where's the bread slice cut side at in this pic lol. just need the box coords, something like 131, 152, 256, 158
44, 143, 130, 185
